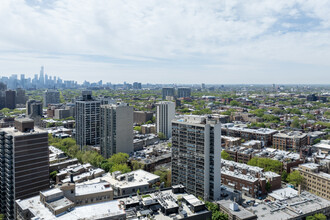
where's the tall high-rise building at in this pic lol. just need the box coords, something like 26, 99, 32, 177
16, 88, 28, 105
39, 66, 45, 87
156, 101, 175, 139
0, 82, 6, 109
177, 87, 191, 98
75, 91, 101, 148
0, 118, 49, 219
100, 103, 134, 158
26, 100, 43, 118
5, 90, 16, 109
162, 87, 175, 100
171, 115, 222, 201
43, 90, 60, 107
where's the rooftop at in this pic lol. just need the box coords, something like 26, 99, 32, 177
218, 200, 257, 220
248, 191, 330, 220
16, 196, 124, 220
1, 126, 46, 136
75, 182, 113, 196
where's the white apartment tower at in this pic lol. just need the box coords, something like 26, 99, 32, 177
156, 101, 175, 139
171, 115, 221, 201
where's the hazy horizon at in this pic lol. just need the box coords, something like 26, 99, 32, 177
1, 0, 330, 84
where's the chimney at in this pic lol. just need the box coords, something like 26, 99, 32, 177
298, 185, 301, 195
70, 173, 74, 183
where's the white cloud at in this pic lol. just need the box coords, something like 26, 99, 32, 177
0, 0, 329, 83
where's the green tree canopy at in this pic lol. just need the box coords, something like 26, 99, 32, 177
247, 157, 282, 174
287, 170, 304, 187
221, 151, 233, 161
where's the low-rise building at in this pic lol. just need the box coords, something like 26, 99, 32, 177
221, 160, 281, 198
218, 200, 257, 220
273, 131, 308, 151
247, 190, 330, 220
296, 163, 330, 200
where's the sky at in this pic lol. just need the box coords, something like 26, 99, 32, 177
0, 0, 330, 84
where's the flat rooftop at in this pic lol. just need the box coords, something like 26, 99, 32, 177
248, 191, 330, 220
16, 196, 125, 220
101, 169, 160, 189
1, 126, 47, 136
218, 200, 257, 220
75, 182, 112, 196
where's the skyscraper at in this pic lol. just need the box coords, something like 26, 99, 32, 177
16, 88, 28, 105
39, 66, 45, 87
156, 101, 175, 139
171, 115, 221, 201
43, 90, 60, 107
0, 118, 49, 219
0, 82, 6, 109
5, 90, 16, 109
162, 87, 175, 100
75, 91, 101, 148
177, 87, 191, 98
26, 100, 43, 118
100, 103, 134, 158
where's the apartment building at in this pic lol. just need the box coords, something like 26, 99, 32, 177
156, 101, 175, 139
100, 103, 134, 158
26, 100, 43, 118
171, 115, 221, 200
177, 87, 191, 98
0, 118, 49, 219
273, 131, 308, 151
296, 163, 330, 200
221, 124, 277, 147
161, 87, 175, 100
43, 89, 60, 107
221, 159, 281, 198
75, 91, 101, 148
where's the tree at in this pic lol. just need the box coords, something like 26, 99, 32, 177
281, 170, 288, 182
158, 132, 166, 140
287, 170, 304, 187
229, 100, 240, 106
204, 201, 228, 220
50, 171, 58, 181
110, 163, 131, 173
108, 153, 129, 165
131, 160, 145, 170
221, 151, 233, 161
247, 157, 282, 174
0, 213, 4, 220
306, 213, 327, 220
266, 181, 271, 192
134, 126, 142, 133
154, 169, 171, 187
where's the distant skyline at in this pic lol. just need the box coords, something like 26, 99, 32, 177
0, 0, 330, 84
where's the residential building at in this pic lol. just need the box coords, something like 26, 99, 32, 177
171, 115, 222, 200
177, 87, 191, 98
16, 185, 212, 220
15, 88, 28, 105
43, 90, 60, 107
5, 90, 16, 109
162, 87, 175, 100
54, 109, 70, 120
26, 100, 43, 118
313, 140, 330, 153
296, 163, 330, 200
75, 91, 101, 148
273, 131, 308, 151
156, 101, 175, 139
248, 190, 330, 220
0, 118, 49, 219
0, 82, 6, 109
133, 111, 153, 124
218, 200, 257, 220
92, 169, 160, 197
221, 124, 277, 147
100, 103, 134, 158
221, 159, 281, 198
141, 124, 156, 134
